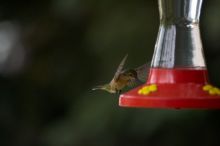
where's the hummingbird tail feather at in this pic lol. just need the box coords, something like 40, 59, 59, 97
92, 86, 102, 90
92, 85, 106, 91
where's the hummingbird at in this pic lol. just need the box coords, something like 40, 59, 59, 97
92, 54, 149, 94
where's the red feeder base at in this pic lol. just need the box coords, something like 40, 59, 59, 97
119, 68, 220, 109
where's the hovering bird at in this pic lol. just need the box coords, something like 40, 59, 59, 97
92, 54, 149, 94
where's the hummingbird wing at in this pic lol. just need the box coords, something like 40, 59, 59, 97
113, 54, 128, 81
134, 62, 151, 82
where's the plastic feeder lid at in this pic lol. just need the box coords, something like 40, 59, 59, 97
119, 68, 220, 109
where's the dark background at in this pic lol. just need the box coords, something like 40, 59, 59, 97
1, 0, 220, 146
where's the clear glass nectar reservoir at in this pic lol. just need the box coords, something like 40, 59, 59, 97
151, 0, 205, 68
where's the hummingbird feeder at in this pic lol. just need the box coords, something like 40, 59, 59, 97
119, 0, 220, 109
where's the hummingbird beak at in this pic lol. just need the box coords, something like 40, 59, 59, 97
135, 78, 143, 84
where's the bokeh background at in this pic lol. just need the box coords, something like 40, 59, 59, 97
1, 0, 220, 146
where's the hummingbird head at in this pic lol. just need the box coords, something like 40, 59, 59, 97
123, 69, 138, 80
92, 84, 116, 93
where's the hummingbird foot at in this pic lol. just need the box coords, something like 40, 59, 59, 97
116, 89, 122, 95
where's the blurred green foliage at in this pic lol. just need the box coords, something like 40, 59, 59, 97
0, 0, 220, 146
